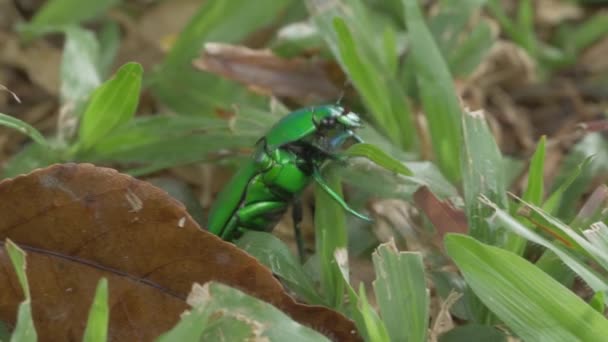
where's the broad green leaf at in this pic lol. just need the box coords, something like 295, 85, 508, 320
235, 231, 324, 305
60, 27, 101, 105
314, 166, 348, 310
78, 62, 143, 151
372, 240, 428, 342
403, 0, 463, 183
345, 143, 412, 176
159, 282, 330, 341
481, 197, 608, 298
82, 278, 109, 342
445, 234, 608, 341
0, 113, 48, 146
522, 136, 546, 205
6, 240, 37, 342
21, 0, 118, 38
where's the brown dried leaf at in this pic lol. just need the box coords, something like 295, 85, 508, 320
0, 163, 359, 341
193, 43, 341, 104
413, 187, 468, 240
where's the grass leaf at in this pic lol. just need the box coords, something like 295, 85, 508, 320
344, 143, 413, 176
523, 136, 546, 205
82, 278, 109, 342
445, 234, 608, 341
403, 0, 463, 183
372, 240, 429, 342
0, 113, 49, 147
6, 239, 37, 342
21, 0, 118, 38
235, 231, 324, 305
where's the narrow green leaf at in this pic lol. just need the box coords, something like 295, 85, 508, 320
330, 17, 415, 150
357, 284, 390, 342
0, 113, 48, 146
306, 0, 417, 150
447, 20, 495, 76
2, 143, 61, 179
372, 240, 429, 342
20, 0, 118, 38
481, 197, 608, 297
152, 0, 291, 115
82, 278, 109, 342
78, 62, 143, 150
460, 110, 512, 247
543, 156, 593, 215
60, 27, 101, 105
5, 240, 37, 342
98, 21, 121, 78
314, 166, 347, 310
523, 135, 546, 205
235, 231, 324, 305
445, 234, 608, 341
403, 0, 463, 183
344, 143, 412, 176
332, 250, 389, 342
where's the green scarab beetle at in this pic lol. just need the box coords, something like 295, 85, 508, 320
207, 105, 371, 251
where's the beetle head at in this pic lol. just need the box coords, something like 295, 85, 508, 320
313, 105, 362, 130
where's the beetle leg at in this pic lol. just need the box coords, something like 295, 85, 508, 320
292, 198, 306, 263
312, 166, 372, 222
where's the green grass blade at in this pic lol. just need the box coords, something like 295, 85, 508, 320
0, 113, 48, 146
314, 166, 348, 310
82, 278, 109, 342
60, 27, 102, 105
460, 110, 512, 247
402, 0, 463, 183
523, 136, 546, 205
152, 0, 292, 115
306, 1, 418, 151
357, 284, 390, 342
344, 143, 413, 176
5, 240, 37, 342
235, 231, 324, 305
372, 240, 429, 342
480, 197, 608, 295
20, 0, 118, 38
445, 234, 608, 341
543, 156, 593, 215
333, 249, 390, 342
78, 62, 143, 151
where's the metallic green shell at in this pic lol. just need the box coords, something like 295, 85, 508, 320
264, 105, 343, 148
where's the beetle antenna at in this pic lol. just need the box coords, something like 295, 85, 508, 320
335, 79, 350, 106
